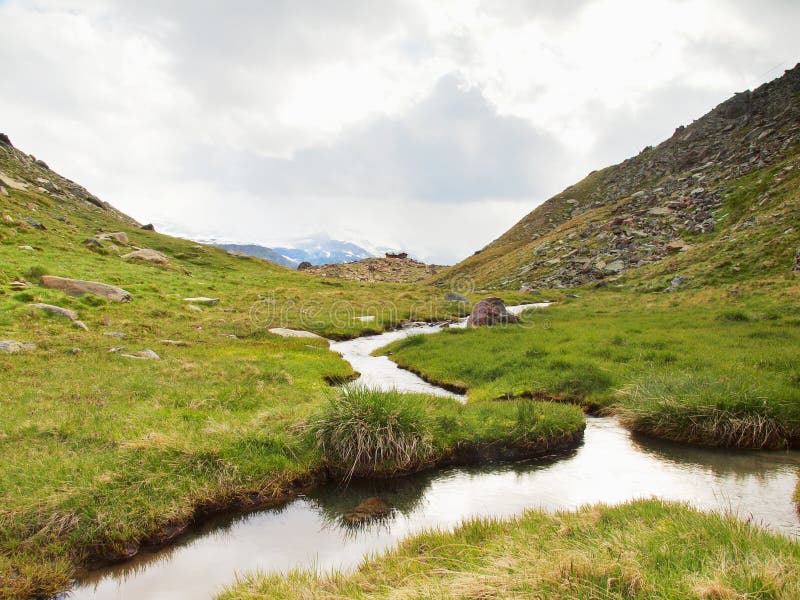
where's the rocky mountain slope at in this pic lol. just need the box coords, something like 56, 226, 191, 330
436, 64, 800, 290
302, 256, 444, 283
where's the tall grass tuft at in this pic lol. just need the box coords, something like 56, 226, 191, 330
307, 386, 435, 479
617, 373, 800, 449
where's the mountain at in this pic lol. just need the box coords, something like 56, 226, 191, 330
273, 236, 378, 265
436, 64, 800, 290
216, 243, 298, 268
217, 236, 378, 269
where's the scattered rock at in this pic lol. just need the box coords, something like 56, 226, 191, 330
121, 349, 160, 360
444, 292, 469, 303
18, 245, 36, 251
0, 340, 36, 353
83, 237, 105, 250
72, 320, 90, 331
297, 261, 313, 271
23, 216, 46, 230
40, 276, 132, 302
160, 339, 189, 347
34, 159, 50, 170
71, 347, 82, 355
184, 297, 219, 305
342, 497, 394, 525
104, 331, 127, 338
28, 303, 78, 321
187, 304, 203, 312
467, 297, 520, 327
268, 328, 324, 339
123, 248, 170, 265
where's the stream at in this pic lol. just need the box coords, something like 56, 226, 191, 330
68, 304, 800, 600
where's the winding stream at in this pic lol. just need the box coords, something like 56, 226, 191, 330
68, 304, 800, 600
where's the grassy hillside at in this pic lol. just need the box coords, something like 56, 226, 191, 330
221, 499, 800, 599
0, 138, 558, 598
435, 64, 800, 290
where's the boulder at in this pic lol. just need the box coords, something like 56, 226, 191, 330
0, 340, 36, 353
98, 232, 129, 245
444, 292, 469, 304
140, 223, 155, 231
123, 249, 170, 265
467, 297, 520, 327
0, 133, 11, 146
297, 261, 313, 271
268, 327, 324, 339
40, 276, 132, 302
666, 239, 691, 252
29, 303, 78, 321
83, 237, 105, 250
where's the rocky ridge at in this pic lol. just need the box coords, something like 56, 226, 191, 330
438, 64, 800, 289
302, 256, 444, 283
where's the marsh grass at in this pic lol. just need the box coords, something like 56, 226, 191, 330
219, 499, 800, 599
379, 287, 800, 448
307, 386, 585, 479
617, 373, 800, 449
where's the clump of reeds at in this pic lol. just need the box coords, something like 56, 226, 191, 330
307, 386, 435, 479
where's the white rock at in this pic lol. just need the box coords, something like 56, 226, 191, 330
268, 328, 324, 339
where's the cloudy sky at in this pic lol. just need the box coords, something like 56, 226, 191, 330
2, 0, 799, 263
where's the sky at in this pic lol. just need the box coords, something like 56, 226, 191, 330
2, 0, 799, 264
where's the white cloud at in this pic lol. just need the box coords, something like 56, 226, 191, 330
1, 0, 799, 263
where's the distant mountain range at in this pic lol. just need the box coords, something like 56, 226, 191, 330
217, 236, 382, 269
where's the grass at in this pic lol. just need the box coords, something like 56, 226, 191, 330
378, 285, 800, 448
219, 499, 800, 599
307, 386, 585, 479
0, 158, 530, 598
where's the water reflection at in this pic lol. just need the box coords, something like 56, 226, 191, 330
70, 418, 800, 600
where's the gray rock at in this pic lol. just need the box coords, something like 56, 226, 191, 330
23, 216, 46, 230
41, 276, 132, 302
467, 297, 520, 327
444, 292, 469, 303
83, 237, 105, 250
18, 245, 36, 251
160, 339, 189, 346
603, 260, 625, 274
668, 276, 688, 291
297, 261, 313, 270
0, 340, 36, 353
28, 303, 78, 321
104, 331, 127, 338
72, 320, 90, 331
